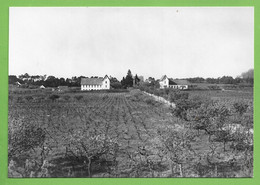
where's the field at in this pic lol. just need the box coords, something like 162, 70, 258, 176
8, 87, 253, 178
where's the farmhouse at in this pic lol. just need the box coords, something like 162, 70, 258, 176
159, 75, 190, 90
81, 75, 110, 91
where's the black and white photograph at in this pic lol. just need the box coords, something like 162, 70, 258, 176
8, 7, 253, 178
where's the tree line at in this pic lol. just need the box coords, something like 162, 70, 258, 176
8, 69, 142, 89
186, 69, 254, 85
9, 69, 253, 89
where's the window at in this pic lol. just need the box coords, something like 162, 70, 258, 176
105, 81, 107, 84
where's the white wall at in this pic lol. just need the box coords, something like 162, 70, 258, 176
81, 77, 110, 91
102, 77, 110, 89
159, 78, 169, 88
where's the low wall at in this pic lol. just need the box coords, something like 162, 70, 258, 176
143, 91, 176, 108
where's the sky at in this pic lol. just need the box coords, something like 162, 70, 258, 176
9, 7, 254, 80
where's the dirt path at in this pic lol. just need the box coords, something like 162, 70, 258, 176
142, 91, 176, 108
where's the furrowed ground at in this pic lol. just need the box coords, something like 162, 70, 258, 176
8, 88, 253, 177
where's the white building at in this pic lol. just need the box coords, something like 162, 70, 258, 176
81, 75, 110, 91
159, 75, 189, 90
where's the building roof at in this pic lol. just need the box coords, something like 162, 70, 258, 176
81, 75, 109, 85
170, 79, 191, 85
160, 75, 168, 81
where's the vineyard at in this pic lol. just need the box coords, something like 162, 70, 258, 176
8, 88, 253, 177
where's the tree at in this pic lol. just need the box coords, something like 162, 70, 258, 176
241, 69, 254, 79
186, 77, 205, 83
219, 76, 234, 84
125, 70, 133, 87
40, 75, 47, 81
240, 69, 254, 85
60, 78, 66, 86
18, 73, 30, 79
206, 78, 219, 84
110, 77, 122, 89
9, 75, 22, 84
144, 77, 159, 88
121, 70, 133, 88
134, 74, 140, 86
157, 128, 195, 177
65, 78, 72, 86
233, 102, 248, 116
45, 76, 58, 87
121, 77, 126, 88
234, 77, 242, 84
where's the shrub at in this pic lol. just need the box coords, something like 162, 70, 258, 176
164, 88, 170, 95
144, 97, 156, 105
34, 96, 45, 102
49, 94, 60, 101
74, 95, 83, 101
154, 89, 161, 96
173, 99, 193, 120
189, 95, 212, 109
25, 95, 33, 101
233, 102, 248, 116
214, 130, 235, 152
63, 95, 71, 101
168, 90, 189, 103
139, 86, 145, 91
208, 85, 221, 90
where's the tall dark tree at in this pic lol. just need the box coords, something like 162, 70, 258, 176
121, 77, 126, 88
122, 70, 134, 88
134, 74, 140, 86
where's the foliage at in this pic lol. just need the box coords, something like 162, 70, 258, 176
121, 69, 134, 88
8, 88, 253, 177
233, 102, 248, 116
63, 95, 71, 101
9, 121, 46, 158
74, 95, 83, 101
49, 94, 60, 101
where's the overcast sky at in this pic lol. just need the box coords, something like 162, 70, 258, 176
9, 7, 254, 80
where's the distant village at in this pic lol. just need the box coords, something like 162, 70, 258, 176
9, 69, 254, 92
